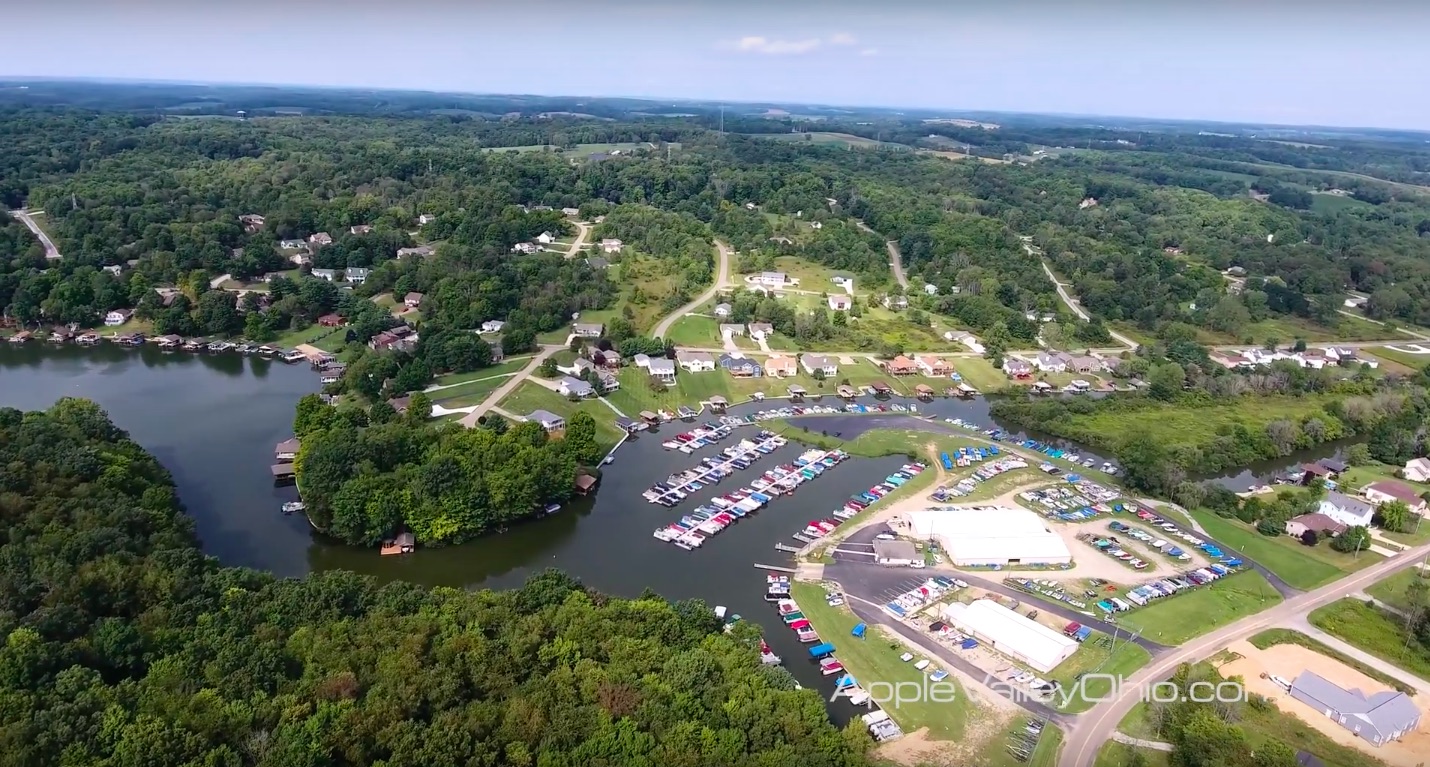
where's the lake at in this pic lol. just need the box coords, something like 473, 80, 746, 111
0, 345, 1347, 701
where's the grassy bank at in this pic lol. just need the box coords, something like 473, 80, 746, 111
1094, 742, 1169, 767
1189, 509, 1382, 590
790, 582, 971, 741
1366, 568, 1430, 612
1308, 599, 1430, 681
1248, 629, 1416, 695
1117, 571, 1282, 645
1049, 638, 1153, 714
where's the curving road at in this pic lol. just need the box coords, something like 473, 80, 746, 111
1061, 540, 1430, 767
1034, 251, 1139, 351
652, 239, 733, 339
886, 240, 909, 290
13, 208, 61, 259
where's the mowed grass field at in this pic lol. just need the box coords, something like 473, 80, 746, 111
1189, 509, 1382, 590
1116, 570, 1282, 645
1057, 395, 1338, 449
1310, 598, 1430, 681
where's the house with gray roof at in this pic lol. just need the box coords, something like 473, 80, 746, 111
714, 302, 733, 318
801, 354, 838, 377
1288, 670, 1420, 746
646, 357, 677, 383
344, 267, 370, 284
557, 376, 595, 398
748, 322, 774, 340
524, 409, 566, 432
719, 323, 746, 338
1318, 491, 1375, 528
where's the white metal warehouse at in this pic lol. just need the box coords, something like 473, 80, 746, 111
901, 506, 1072, 567
941, 599, 1078, 672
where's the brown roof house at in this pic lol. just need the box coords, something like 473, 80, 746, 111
1363, 481, 1428, 515
1286, 513, 1347, 539
882, 355, 917, 376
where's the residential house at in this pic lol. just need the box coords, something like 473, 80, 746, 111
1316, 492, 1375, 529
345, 267, 370, 284
764, 354, 798, 378
279, 239, 306, 250
828, 294, 853, 311
748, 323, 774, 340
512, 242, 541, 254
676, 350, 716, 373
585, 257, 609, 269
480, 320, 506, 334
387, 395, 411, 415
262, 272, 286, 283
923, 283, 939, 295
883, 294, 909, 311
882, 355, 918, 376
350, 225, 373, 235
557, 357, 595, 377
311, 268, 338, 282
561, 207, 580, 216
719, 353, 761, 377
916, 355, 952, 377
719, 323, 745, 338
317, 314, 346, 327
1210, 350, 1252, 369
369, 325, 418, 353
1404, 457, 1430, 484
572, 322, 604, 338
597, 370, 619, 392
600, 238, 624, 253
102, 264, 123, 276
403, 292, 424, 308
801, 354, 838, 378
537, 231, 556, 244
290, 252, 312, 266
758, 271, 789, 287
229, 247, 245, 260
1362, 481, 1428, 515
714, 303, 732, 318
1003, 357, 1034, 379
809, 221, 822, 230
1286, 513, 1347, 539
646, 357, 677, 383
238, 213, 266, 232
1287, 671, 1421, 747
418, 214, 437, 225
308, 232, 333, 246
558, 376, 595, 398
525, 409, 566, 433
396, 245, 435, 259
1068, 355, 1106, 375
944, 330, 985, 354
1035, 352, 1069, 374
103, 308, 134, 326
831, 273, 853, 289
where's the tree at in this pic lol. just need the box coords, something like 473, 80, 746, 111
1345, 443, 1371, 467
1331, 525, 1371, 553
294, 393, 338, 437
562, 412, 602, 466
1374, 500, 1411, 533
983, 320, 1011, 365
1300, 529, 1319, 546
1148, 362, 1185, 401
539, 357, 559, 378
404, 392, 432, 424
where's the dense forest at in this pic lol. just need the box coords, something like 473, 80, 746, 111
0, 399, 870, 766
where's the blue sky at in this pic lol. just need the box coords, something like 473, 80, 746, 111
2, 0, 1427, 129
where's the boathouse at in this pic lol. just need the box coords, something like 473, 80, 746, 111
615, 416, 637, 432
275, 438, 300, 461
837, 385, 857, 400
788, 384, 807, 401
380, 532, 416, 556
915, 384, 935, 400
869, 381, 891, 397
574, 473, 599, 496
709, 395, 728, 412
271, 464, 296, 482
640, 410, 660, 424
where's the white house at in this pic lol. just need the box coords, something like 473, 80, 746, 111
1405, 458, 1430, 484
345, 267, 370, 285
279, 239, 306, 250
418, 214, 437, 225
310, 268, 338, 282
714, 303, 732, 318
1317, 492, 1375, 528
719, 323, 745, 338
828, 295, 852, 311
480, 320, 506, 333
102, 265, 123, 276
1035, 352, 1069, 373
924, 283, 938, 295
572, 322, 604, 338
801, 354, 838, 378
646, 357, 677, 383
512, 243, 541, 254
758, 272, 789, 287
883, 294, 908, 311
748, 323, 774, 340
676, 350, 716, 373
561, 207, 580, 216
537, 231, 556, 244
600, 239, 624, 253
558, 376, 595, 398
525, 409, 566, 433
104, 309, 134, 327
832, 274, 854, 290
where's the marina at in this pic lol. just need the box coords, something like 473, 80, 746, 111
792, 462, 928, 544
652, 448, 852, 549
6, 328, 326, 366
643, 430, 789, 506
659, 422, 737, 453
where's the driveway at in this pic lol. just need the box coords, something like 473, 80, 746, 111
652, 239, 733, 338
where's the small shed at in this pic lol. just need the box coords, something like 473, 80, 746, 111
870, 381, 892, 395
914, 384, 935, 399
574, 473, 599, 495
788, 385, 807, 400
640, 410, 660, 423
709, 395, 728, 412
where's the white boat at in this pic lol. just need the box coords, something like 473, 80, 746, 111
280, 501, 305, 514
603, 455, 614, 465
715, 605, 728, 619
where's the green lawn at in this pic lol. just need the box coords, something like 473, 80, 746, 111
431, 357, 534, 387
983, 721, 1063, 767
1048, 637, 1153, 714
1094, 742, 1169, 767
663, 314, 721, 346
272, 323, 345, 349
1189, 509, 1382, 590
790, 582, 971, 741
497, 382, 624, 450
1056, 395, 1340, 450
1365, 345, 1430, 371
1196, 314, 1400, 345
430, 376, 513, 408
1366, 568, 1430, 612
1309, 598, 1430, 681
1248, 629, 1416, 695
1116, 570, 1282, 645
952, 356, 1014, 392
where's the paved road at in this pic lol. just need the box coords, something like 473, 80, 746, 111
886, 240, 909, 290
1034, 254, 1139, 351
652, 239, 733, 338
565, 221, 591, 259
1062, 539, 1430, 767
457, 345, 562, 427
13, 208, 60, 259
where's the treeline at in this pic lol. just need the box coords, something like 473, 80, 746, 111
0, 399, 867, 767
293, 396, 604, 545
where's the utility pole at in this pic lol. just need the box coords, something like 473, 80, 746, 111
719, 106, 724, 134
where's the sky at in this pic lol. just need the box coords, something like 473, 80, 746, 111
2, 0, 1428, 129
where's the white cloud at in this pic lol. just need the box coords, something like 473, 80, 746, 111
859, 48, 880, 57
724, 33, 861, 55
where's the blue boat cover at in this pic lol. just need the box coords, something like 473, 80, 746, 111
852, 623, 867, 638
809, 642, 836, 658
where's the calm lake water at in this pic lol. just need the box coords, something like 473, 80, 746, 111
0, 345, 1347, 698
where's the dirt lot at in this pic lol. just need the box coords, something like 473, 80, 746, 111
1219, 639, 1430, 763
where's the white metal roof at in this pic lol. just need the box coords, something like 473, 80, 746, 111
941, 599, 1077, 672
904, 506, 1071, 564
